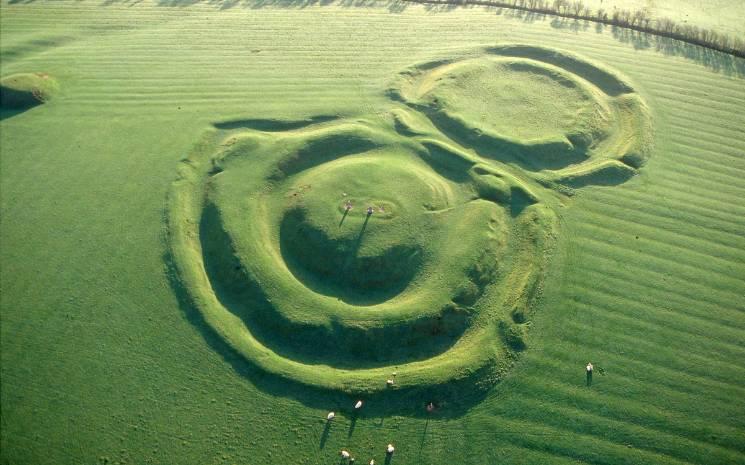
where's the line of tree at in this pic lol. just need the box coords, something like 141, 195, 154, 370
403, 0, 745, 59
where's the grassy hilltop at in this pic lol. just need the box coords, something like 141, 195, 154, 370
1, 2, 744, 465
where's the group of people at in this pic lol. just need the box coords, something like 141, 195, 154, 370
328, 400, 395, 464
323, 364, 597, 464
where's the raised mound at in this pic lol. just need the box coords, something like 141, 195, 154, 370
167, 45, 653, 402
168, 119, 547, 395
390, 44, 652, 177
419, 57, 610, 146
279, 154, 447, 302
0, 72, 58, 109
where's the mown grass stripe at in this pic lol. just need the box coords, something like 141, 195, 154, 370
575, 206, 745, 265
667, 129, 745, 161
657, 94, 745, 120
656, 154, 745, 189
571, 266, 745, 332
572, 234, 745, 298
470, 416, 696, 465
558, 316, 745, 391
534, 345, 745, 412
578, 188, 745, 240
563, 287, 745, 363
650, 89, 745, 116
567, 247, 745, 322
566, 239, 744, 315
644, 171, 745, 210
519, 356, 745, 425
501, 393, 745, 463
574, 214, 745, 275
567, 269, 745, 340
665, 122, 745, 151
669, 141, 745, 178
498, 373, 745, 454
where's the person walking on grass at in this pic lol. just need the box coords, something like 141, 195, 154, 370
586, 362, 593, 386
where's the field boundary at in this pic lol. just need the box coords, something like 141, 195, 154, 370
401, 0, 745, 59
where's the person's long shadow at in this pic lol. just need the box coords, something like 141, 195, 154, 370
347, 412, 358, 438
338, 208, 350, 227
416, 416, 430, 462
319, 421, 332, 449
419, 416, 430, 449
343, 213, 371, 270
385, 453, 393, 465
354, 213, 371, 246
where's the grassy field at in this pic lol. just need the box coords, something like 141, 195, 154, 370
583, 0, 745, 37
1, 1, 745, 465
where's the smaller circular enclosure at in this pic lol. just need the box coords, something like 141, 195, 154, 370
420, 57, 610, 146
279, 153, 453, 303
390, 44, 651, 176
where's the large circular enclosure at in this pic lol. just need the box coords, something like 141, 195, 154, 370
168, 45, 651, 398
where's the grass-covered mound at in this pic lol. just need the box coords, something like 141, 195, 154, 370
168, 112, 561, 396
167, 45, 653, 399
390, 45, 652, 182
413, 57, 611, 163
167, 49, 653, 401
0, 72, 57, 108
279, 154, 446, 303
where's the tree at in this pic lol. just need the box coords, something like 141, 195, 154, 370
631, 10, 645, 27
571, 0, 583, 16
657, 17, 676, 34
733, 37, 745, 53
619, 9, 631, 26
553, 0, 568, 13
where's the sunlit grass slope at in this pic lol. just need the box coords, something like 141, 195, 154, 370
1, 2, 744, 465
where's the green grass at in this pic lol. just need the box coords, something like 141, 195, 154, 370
2, 1, 745, 465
